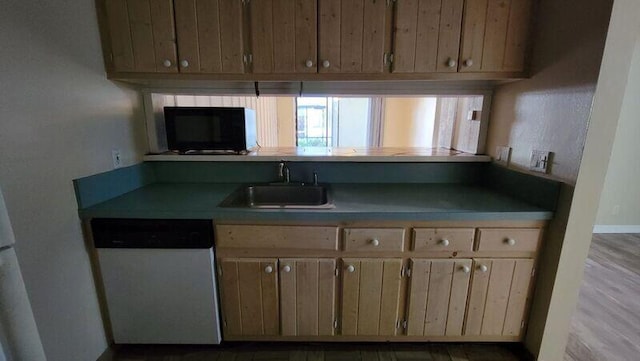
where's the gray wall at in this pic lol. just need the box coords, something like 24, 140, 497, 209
0, 2, 146, 360
594, 40, 640, 228
485, 0, 613, 357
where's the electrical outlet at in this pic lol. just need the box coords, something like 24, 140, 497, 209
530, 150, 552, 173
112, 149, 122, 169
495, 146, 511, 166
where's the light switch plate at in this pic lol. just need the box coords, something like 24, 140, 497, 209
530, 150, 552, 173
495, 146, 511, 166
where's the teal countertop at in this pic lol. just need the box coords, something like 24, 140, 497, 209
78, 183, 553, 221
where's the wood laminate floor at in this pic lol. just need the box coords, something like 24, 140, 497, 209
102, 343, 528, 361
565, 233, 640, 361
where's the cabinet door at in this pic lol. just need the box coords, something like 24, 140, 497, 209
173, 0, 245, 73
459, 0, 533, 72
405, 259, 472, 336
318, 0, 390, 73
341, 259, 403, 336
249, 0, 317, 73
464, 258, 535, 337
218, 258, 279, 336
104, 0, 177, 72
279, 259, 337, 336
392, 0, 464, 73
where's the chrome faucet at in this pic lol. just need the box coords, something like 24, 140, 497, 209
278, 161, 290, 183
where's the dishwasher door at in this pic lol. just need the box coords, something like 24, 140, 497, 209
97, 247, 221, 344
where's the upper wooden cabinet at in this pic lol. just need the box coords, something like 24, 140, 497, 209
249, 0, 318, 73
318, 0, 392, 73
104, 0, 178, 72
173, 0, 246, 73
392, 0, 464, 73
459, 0, 533, 72
98, 0, 535, 79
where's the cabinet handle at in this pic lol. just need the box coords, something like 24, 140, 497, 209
370, 239, 380, 247
440, 239, 450, 247
264, 265, 274, 274
180, 60, 189, 68
446, 58, 457, 68
462, 265, 471, 273
162, 59, 172, 68
282, 265, 291, 273
506, 238, 516, 246
322, 60, 331, 68
463, 58, 474, 67
346, 265, 356, 273
479, 264, 488, 273
305, 59, 314, 68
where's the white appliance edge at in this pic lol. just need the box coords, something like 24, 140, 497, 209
0, 187, 46, 361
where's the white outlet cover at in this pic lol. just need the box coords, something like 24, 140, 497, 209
495, 146, 511, 166
112, 149, 122, 169
530, 150, 551, 173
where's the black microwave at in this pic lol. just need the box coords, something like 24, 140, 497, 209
164, 107, 257, 153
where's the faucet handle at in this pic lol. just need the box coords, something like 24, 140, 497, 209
313, 171, 318, 186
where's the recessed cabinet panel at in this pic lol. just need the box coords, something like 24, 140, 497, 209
105, 0, 177, 72
219, 258, 279, 336
174, 0, 245, 73
341, 259, 403, 336
406, 259, 472, 336
250, 0, 318, 73
464, 258, 534, 338
392, 0, 463, 73
318, 0, 389, 73
279, 259, 337, 336
459, 0, 533, 72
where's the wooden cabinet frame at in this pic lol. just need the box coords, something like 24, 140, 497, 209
216, 220, 544, 342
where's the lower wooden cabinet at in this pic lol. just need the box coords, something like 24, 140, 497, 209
279, 258, 337, 336
406, 259, 472, 336
215, 223, 542, 342
341, 258, 403, 336
219, 258, 279, 336
464, 259, 535, 337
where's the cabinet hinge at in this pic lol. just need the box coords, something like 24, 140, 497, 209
335, 267, 339, 277
384, 53, 394, 67
395, 319, 401, 329
402, 320, 408, 329
334, 319, 338, 329
217, 265, 223, 276
531, 267, 536, 277
521, 320, 525, 329
406, 267, 412, 278
243, 54, 253, 65
223, 319, 228, 328
386, 0, 396, 6
241, 0, 250, 5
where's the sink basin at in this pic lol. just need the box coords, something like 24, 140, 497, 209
220, 184, 334, 209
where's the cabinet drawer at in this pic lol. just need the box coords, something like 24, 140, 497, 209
476, 228, 541, 252
412, 228, 475, 252
216, 225, 339, 250
343, 228, 405, 252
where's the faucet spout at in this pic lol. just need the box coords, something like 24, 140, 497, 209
278, 161, 290, 183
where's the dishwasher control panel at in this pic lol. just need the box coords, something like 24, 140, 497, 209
91, 218, 214, 249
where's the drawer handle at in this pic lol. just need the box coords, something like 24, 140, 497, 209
370, 239, 380, 247
506, 238, 516, 246
479, 264, 488, 273
264, 265, 274, 274
440, 239, 450, 247
282, 265, 291, 273
461, 265, 471, 273
346, 265, 356, 273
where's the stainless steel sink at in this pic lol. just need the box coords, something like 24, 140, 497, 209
220, 184, 334, 209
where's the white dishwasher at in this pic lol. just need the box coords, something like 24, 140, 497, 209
92, 219, 221, 344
